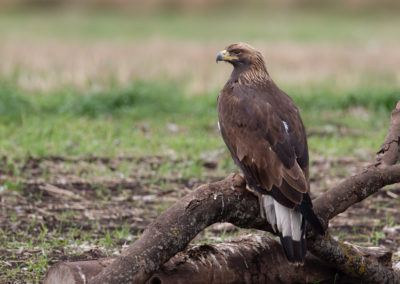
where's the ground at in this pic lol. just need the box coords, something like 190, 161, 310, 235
0, 7, 399, 283
1, 154, 399, 282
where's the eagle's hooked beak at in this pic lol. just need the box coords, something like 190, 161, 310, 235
216, 50, 238, 63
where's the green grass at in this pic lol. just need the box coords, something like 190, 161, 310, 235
1, 10, 400, 43
0, 79, 396, 160
0, 80, 221, 159
0, 221, 138, 282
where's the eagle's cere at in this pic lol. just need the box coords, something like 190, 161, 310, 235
216, 43, 324, 262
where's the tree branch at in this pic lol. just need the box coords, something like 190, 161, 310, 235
49, 233, 394, 284
85, 165, 400, 283
313, 164, 400, 229
309, 234, 399, 283
314, 101, 400, 227
45, 101, 400, 283
372, 101, 400, 167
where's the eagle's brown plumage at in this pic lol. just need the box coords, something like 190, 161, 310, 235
216, 43, 323, 262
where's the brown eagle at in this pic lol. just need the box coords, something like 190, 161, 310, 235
216, 43, 323, 262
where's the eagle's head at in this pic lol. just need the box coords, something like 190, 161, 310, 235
216, 42, 265, 68
216, 43, 269, 81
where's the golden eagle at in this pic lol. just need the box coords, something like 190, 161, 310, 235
216, 43, 323, 262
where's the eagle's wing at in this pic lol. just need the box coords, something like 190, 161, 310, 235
218, 84, 309, 208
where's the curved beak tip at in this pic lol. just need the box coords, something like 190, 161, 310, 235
216, 53, 224, 63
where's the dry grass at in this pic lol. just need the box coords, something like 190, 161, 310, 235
2, 39, 400, 93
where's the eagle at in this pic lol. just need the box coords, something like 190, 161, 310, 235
216, 43, 324, 262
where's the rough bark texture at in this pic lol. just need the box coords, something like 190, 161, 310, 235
314, 101, 400, 228
87, 165, 400, 283
87, 174, 269, 284
313, 164, 400, 229
44, 258, 114, 284
372, 100, 400, 167
309, 234, 399, 284
148, 234, 337, 284
46, 233, 394, 284
45, 101, 400, 284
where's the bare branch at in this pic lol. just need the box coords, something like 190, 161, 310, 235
44, 259, 114, 284
85, 162, 400, 283
86, 174, 273, 283
47, 234, 395, 284
313, 164, 400, 229
45, 101, 400, 283
373, 101, 400, 167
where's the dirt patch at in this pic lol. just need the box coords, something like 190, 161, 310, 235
0, 155, 399, 282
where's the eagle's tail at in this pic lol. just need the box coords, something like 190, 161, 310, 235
261, 196, 306, 262
275, 201, 306, 262
261, 195, 324, 262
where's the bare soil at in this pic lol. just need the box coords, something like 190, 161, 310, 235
0, 155, 399, 282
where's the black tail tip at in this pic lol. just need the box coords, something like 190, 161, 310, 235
280, 236, 306, 262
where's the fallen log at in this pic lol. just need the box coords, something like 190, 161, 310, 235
44, 259, 114, 284
45, 163, 400, 284
44, 101, 400, 283
46, 233, 395, 284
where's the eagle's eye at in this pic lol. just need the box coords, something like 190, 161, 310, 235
231, 50, 241, 55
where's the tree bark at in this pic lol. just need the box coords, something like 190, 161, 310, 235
309, 234, 399, 283
313, 164, 400, 229
87, 162, 400, 282
372, 100, 400, 167
147, 234, 336, 284
46, 233, 395, 284
44, 258, 114, 284
44, 101, 400, 284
